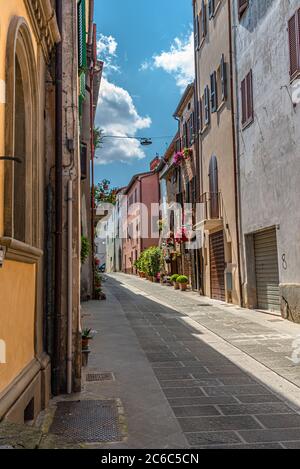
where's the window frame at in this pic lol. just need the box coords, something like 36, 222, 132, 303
241, 69, 254, 129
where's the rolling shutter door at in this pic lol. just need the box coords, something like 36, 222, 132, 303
254, 228, 280, 311
210, 231, 225, 301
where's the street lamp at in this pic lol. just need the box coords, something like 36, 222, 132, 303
101, 135, 153, 146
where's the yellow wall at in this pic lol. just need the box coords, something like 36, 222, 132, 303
0, 1, 39, 394
0, 0, 38, 237
0, 260, 36, 393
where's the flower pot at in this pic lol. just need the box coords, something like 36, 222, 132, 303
174, 282, 180, 290
82, 338, 90, 350
179, 283, 188, 291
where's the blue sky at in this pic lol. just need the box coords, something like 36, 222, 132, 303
94, 0, 194, 189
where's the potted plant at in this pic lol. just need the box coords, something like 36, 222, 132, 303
82, 328, 93, 350
81, 236, 90, 264
177, 275, 189, 291
95, 286, 106, 300
170, 274, 180, 290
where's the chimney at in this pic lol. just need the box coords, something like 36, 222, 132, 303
150, 156, 161, 171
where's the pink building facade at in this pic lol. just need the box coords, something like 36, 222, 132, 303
122, 170, 160, 274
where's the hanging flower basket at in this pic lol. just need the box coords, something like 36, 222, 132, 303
175, 227, 189, 244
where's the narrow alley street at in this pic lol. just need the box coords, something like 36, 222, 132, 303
63, 274, 300, 449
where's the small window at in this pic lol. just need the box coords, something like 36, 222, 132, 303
210, 71, 218, 112
204, 85, 210, 125
241, 70, 254, 128
221, 54, 227, 101
200, 0, 207, 40
208, 0, 215, 19
238, 0, 249, 19
288, 9, 300, 80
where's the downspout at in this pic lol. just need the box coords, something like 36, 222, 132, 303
53, 0, 63, 396
67, 180, 73, 394
228, 0, 243, 306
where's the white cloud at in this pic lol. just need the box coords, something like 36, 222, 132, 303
97, 34, 120, 74
95, 78, 152, 165
95, 35, 152, 164
141, 32, 195, 90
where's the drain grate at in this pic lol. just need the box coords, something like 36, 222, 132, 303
50, 400, 122, 443
86, 372, 114, 382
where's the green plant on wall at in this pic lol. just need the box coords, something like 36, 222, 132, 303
81, 235, 90, 264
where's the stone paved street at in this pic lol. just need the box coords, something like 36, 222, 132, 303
77, 274, 300, 449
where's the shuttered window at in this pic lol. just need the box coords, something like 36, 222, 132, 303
194, 13, 200, 49
208, 0, 215, 19
221, 54, 227, 101
238, 0, 249, 19
78, 0, 87, 72
210, 71, 218, 112
201, 0, 207, 38
204, 86, 210, 125
241, 70, 253, 128
288, 9, 300, 80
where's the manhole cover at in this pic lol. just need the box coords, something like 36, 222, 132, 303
86, 372, 114, 382
50, 400, 122, 443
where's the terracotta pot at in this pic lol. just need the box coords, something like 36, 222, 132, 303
174, 282, 180, 290
179, 283, 188, 291
82, 338, 90, 350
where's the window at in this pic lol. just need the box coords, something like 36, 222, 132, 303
182, 121, 188, 148
288, 9, 300, 80
194, 13, 200, 49
78, 0, 87, 72
238, 0, 249, 19
188, 113, 194, 145
204, 85, 210, 125
221, 54, 227, 101
208, 0, 215, 19
200, 0, 207, 40
241, 70, 254, 128
175, 137, 181, 153
210, 71, 218, 112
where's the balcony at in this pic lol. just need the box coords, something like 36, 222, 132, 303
195, 192, 223, 231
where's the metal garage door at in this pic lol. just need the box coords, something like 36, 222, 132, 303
254, 228, 280, 311
210, 231, 225, 301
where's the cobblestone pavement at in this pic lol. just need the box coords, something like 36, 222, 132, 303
97, 273, 300, 449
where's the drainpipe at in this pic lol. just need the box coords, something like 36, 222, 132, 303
53, 0, 63, 396
67, 180, 73, 394
228, 0, 243, 306
90, 39, 95, 299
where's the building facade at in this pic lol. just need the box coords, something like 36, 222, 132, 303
0, 0, 100, 424
122, 170, 160, 274
193, 0, 241, 305
233, 0, 300, 320
0, 0, 60, 423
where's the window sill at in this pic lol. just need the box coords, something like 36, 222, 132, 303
290, 70, 300, 84
217, 100, 226, 113
200, 125, 209, 135
0, 237, 43, 264
242, 118, 254, 131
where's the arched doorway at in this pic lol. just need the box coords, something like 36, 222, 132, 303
4, 17, 39, 246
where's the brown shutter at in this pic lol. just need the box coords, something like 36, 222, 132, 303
241, 78, 247, 125
246, 70, 253, 121
288, 13, 299, 79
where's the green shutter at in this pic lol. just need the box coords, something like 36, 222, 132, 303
78, 0, 87, 72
